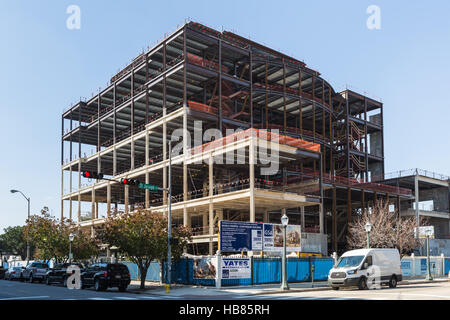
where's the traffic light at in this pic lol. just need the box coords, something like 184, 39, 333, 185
120, 178, 140, 186
82, 171, 104, 179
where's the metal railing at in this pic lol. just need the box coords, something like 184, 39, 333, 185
380, 168, 450, 182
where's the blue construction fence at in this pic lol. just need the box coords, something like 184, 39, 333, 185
122, 257, 334, 286
445, 258, 450, 275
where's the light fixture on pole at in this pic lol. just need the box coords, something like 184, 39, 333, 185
69, 233, 75, 263
364, 222, 372, 249
280, 212, 289, 290
10, 189, 31, 264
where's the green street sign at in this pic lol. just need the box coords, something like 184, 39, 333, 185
138, 183, 159, 191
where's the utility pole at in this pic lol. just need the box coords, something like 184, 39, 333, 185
167, 142, 172, 287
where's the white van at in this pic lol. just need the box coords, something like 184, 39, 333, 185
328, 248, 402, 290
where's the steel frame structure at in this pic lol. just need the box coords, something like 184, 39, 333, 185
61, 21, 413, 255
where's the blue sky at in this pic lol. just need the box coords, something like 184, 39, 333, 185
1, 0, 449, 231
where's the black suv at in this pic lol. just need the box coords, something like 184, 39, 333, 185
45, 263, 84, 286
81, 263, 131, 292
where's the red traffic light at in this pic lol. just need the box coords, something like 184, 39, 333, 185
82, 171, 104, 179
120, 178, 139, 185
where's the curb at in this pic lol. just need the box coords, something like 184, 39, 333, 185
251, 286, 331, 295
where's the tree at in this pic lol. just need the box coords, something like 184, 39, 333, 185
0, 226, 33, 260
24, 208, 99, 263
95, 209, 191, 289
347, 200, 425, 255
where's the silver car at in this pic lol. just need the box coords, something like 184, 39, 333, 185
5, 267, 24, 280
22, 262, 49, 283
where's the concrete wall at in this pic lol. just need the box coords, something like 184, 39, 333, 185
420, 187, 449, 212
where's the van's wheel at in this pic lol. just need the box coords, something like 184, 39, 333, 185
388, 275, 397, 288
63, 277, 68, 287
45, 276, 50, 285
358, 277, 368, 290
29, 274, 34, 283
80, 279, 86, 289
332, 287, 340, 291
118, 285, 127, 292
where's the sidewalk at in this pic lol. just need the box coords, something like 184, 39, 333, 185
127, 277, 449, 297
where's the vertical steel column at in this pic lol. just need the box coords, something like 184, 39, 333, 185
249, 48, 253, 128
249, 135, 256, 223
209, 154, 214, 255
107, 182, 111, 217
78, 103, 82, 223
145, 131, 150, 208
91, 187, 95, 220
69, 112, 73, 221
182, 29, 189, 227
347, 186, 352, 238
283, 59, 286, 132
218, 38, 222, 133
364, 98, 369, 181
130, 69, 135, 170
61, 116, 64, 221
329, 88, 333, 175
345, 92, 350, 178
415, 172, 420, 229
265, 61, 269, 128
332, 185, 337, 252
113, 83, 117, 176
319, 153, 324, 234
361, 189, 366, 215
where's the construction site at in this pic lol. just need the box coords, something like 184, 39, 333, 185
60, 21, 448, 256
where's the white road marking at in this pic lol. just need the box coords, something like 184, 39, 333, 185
114, 296, 138, 300
88, 297, 112, 300
0, 296, 50, 300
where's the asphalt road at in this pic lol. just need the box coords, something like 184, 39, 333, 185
0, 279, 177, 300
1, 278, 449, 300
235, 281, 450, 300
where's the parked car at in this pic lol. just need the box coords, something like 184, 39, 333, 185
45, 262, 84, 286
81, 263, 131, 292
5, 266, 24, 280
21, 262, 49, 283
328, 248, 402, 290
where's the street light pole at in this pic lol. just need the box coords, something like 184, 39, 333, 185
69, 233, 74, 263
10, 190, 31, 264
167, 142, 172, 287
280, 212, 289, 290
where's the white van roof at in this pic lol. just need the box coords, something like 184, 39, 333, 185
342, 248, 399, 257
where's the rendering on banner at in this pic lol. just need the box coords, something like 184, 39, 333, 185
219, 220, 301, 253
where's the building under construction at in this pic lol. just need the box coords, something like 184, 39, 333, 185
61, 21, 415, 255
